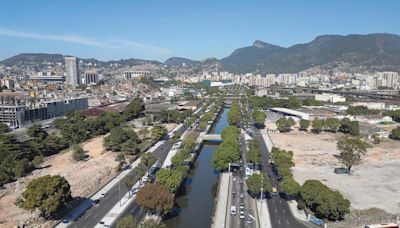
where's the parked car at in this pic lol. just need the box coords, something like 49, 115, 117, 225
272, 187, 279, 196
334, 167, 350, 174
230, 206, 237, 215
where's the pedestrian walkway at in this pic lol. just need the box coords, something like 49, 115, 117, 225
287, 200, 308, 221
95, 177, 144, 227
212, 173, 231, 228
256, 199, 272, 228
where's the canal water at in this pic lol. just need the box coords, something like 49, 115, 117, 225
165, 107, 230, 228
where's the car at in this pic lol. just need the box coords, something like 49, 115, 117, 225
247, 219, 252, 224
92, 199, 100, 206
239, 203, 244, 210
239, 179, 243, 184
233, 177, 237, 182
232, 189, 236, 194
334, 167, 350, 174
240, 214, 245, 219
272, 187, 279, 196
240, 193, 244, 198
230, 206, 237, 215
131, 188, 139, 194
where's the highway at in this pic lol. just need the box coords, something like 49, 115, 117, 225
68, 125, 187, 228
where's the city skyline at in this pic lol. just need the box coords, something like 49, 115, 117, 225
1, 0, 400, 61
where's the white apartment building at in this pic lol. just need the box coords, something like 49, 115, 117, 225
374, 71, 399, 89
65, 56, 80, 87
277, 73, 297, 85
315, 93, 346, 103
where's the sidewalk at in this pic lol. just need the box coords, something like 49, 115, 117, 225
256, 199, 272, 228
287, 200, 308, 222
212, 172, 230, 228
95, 177, 144, 227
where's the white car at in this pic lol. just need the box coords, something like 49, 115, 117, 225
233, 177, 237, 182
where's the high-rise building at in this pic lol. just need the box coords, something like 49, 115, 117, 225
84, 70, 99, 85
65, 56, 79, 87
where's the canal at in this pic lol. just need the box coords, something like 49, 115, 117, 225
165, 107, 230, 228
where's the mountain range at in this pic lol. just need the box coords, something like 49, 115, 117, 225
2, 33, 400, 74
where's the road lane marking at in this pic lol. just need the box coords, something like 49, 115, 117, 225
286, 219, 289, 224
278, 219, 281, 225
275, 209, 277, 214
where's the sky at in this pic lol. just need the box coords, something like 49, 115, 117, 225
0, 0, 399, 62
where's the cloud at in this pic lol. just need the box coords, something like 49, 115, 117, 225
109, 39, 171, 56
0, 27, 171, 57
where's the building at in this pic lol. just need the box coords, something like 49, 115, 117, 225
124, 70, 150, 79
65, 56, 80, 87
84, 70, 99, 85
315, 93, 346, 103
0, 92, 88, 128
375, 72, 399, 89
270, 107, 310, 120
0, 77, 15, 90
351, 102, 386, 110
29, 72, 65, 82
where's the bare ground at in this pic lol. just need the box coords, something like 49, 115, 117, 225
266, 128, 400, 214
0, 135, 118, 228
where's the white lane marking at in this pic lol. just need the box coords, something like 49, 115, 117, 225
278, 219, 281, 225
275, 209, 277, 214
272, 199, 275, 203
283, 209, 286, 214
286, 219, 289, 224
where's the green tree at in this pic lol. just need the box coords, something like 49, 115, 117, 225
139, 127, 150, 139
123, 96, 144, 121
156, 168, 182, 192
140, 219, 166, 228
312, 118, 325, 134
246, 173, 272, 197
27, 123, 48, 140
72, 145, 88, 161
19, 175, 72, 217
151, 125, 168, 141
246, 139, 261, 165
253, 109, 266, 128
141, 153, 157, 169
391, 127, 400, 140
31, 155, 43, 168
372, 134, 381, 144
117, 215, 136, 228
300, 180, 350, 221
336, 137, 369, 172
276, 117, 294, 133
280, 177, 300, 198
299, 119, 310, 131
104, 127, 140, 154
325, 118, 341, 133
0, 123, 10, 134
135, 183, 174, 216
12, 158, 33, 178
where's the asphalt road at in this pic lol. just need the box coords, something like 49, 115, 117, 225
69, 125, 187, 228
252, 127, 311, 228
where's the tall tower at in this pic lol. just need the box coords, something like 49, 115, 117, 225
65, 56, 79, 87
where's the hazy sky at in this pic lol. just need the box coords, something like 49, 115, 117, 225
0, 0, 399, 61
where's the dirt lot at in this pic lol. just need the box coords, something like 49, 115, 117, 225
267, 129, 400, 215
0, 135, 118, 228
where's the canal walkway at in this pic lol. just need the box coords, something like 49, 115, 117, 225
212, 172, 230, 228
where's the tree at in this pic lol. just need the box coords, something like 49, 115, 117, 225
372, 134, 381, 144
299, 119, 310, 131
246, 173, 272, 197
0, 123, 10, 134
117, 215, 136, 228
135, 183, 174, 216
325, 118, 341, 133
123, 97, 144, 121
139, 127, 150, 139
339, 118, 360, 136
141, 153, 157, 169
140, 219, 166, 228
104, 127, 140, 154
246, 139, 261, 165
72, 145, 88, 161
156, 168, 182, 192
228, 101, 241, 125
151, 125, 168, 141
312, 118, 325, 134
390, 127, 400, 140
280, 177, 300, 199
32, 155, 43, 168
336, 137, 369, 172
19, 175, 72, 217
253, 109, 266, 128
276, 117, 294, 133
12, 158, 33, 178
27, 123, 48, 140
300, 180, 350, 221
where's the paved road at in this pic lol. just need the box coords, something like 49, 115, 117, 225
252, 127, 310, 228
69, 125, 187, 228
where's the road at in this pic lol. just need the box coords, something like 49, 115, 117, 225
252, 127, 311, 228
69, 125, 187, 228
